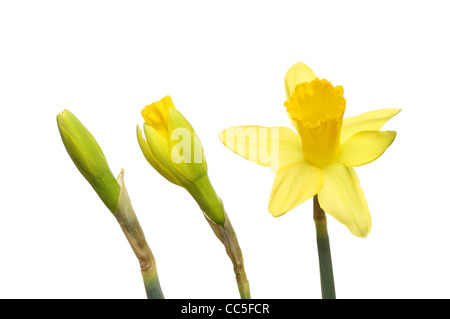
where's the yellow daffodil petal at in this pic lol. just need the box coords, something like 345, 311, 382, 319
137, 125, 157, 166
137, 125, 182, 186
340, 108, 401, 143
269, 161, 323, 217
167, 108, 207, 182
143, 123, 189, 186
338, 130, 397, 167
284, 61, 318, 100
218, 126, 304, 172
318, 162, 371, 238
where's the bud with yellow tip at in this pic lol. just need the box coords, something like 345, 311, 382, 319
137, 96, 225, 225
137, 96, 250, 298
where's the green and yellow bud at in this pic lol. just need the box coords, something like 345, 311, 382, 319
137, 96, 225, 225
57, 109, 120, 213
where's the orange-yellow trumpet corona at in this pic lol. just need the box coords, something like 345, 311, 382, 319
219, 61, 400, 238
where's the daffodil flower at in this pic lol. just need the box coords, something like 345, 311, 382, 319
219, 61, 400, 238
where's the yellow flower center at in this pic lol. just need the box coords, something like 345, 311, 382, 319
285, 78, 346, 168
141, 95, 175, 140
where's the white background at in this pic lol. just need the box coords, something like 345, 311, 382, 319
1, 1, 449, 299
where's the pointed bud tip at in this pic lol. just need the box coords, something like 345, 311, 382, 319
56, 109, 70, 123
136, 124, 143, 136
117, 167, 125, 178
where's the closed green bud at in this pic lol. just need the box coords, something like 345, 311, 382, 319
57, 109, 120, 213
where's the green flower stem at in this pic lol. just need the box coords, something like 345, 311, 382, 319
141, 265, 165, 299
313, 195, 336, 299
204, 209, 250, 299
187, 175, 226, 225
